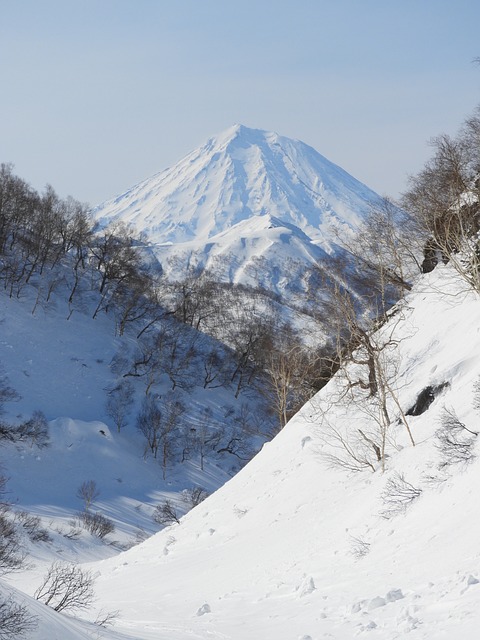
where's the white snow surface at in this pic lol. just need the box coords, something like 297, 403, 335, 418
89, 267, 480, 639
92, 125, 383, 248
3, 265, 480, 638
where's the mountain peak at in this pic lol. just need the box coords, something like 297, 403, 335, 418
206, 123, 276, 150
92, 126, 384, 248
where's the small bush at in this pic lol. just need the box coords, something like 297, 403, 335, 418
435, 408, 478, 468
0, 509, 24, 576
152, 500, 180, 526
16, 411, 50, 448
77, 511, 115, 539
0, 477, 25, 575
181, 486, 209, 509
15, 511, 51, 543
349, 535, 370, 559
62, 526, 82, 540
34, 561, 95, 613
379, 473, 422, 519
0, 594, 37, 639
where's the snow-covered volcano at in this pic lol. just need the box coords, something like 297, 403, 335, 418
92, 124, 384, 252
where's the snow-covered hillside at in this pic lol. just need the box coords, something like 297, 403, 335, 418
86, 266, 480, 639
3, 263, 480, 639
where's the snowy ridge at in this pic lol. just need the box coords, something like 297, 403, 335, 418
152, 212, 334, 293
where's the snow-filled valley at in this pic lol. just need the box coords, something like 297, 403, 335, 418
2, 259, 480, 639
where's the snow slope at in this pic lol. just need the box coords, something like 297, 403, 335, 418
0, 277, 271, 637
81, 265, 480, 639
3, 252, 480, 638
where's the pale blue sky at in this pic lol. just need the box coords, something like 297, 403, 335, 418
1, 0, 480, 205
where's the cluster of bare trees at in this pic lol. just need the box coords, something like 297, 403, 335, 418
402, 106, 480, 290
0, 164, 156, 332
0, 164, 90, 301
0, 475, 37, 638
312, 102, 480, 474
308, 195, 425, 472
312, 282, 414, 473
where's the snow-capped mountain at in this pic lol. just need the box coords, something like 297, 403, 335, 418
92, 124, 383, 249
91, 126, 385, 298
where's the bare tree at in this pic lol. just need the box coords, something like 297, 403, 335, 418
76, 480, 100, 512
0, 367, 20, 417
136, 395, 162, 460
0, 476, 24, 576
435, 407, 478, 468
262, 325, 326, 431
34, 562, 95, 613
152, 500, 180, 526
311, 279, 414, 473
90, 223, 143, 319
159, 393, 185, 479
379, 473, 422, 519
189, 407, 223, 471
105, 380, 134, 432
337, 197, 421, 299
0, 594, 37, 639
181, 486, 209, 508
16, 411, 49, 448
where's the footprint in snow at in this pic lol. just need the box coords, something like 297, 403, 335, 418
196, 603, 211, 616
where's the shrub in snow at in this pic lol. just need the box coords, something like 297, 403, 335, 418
0, 593, 37, 639
15, 511, 51, 543
105, 380, 134, 432
94, 608, 119, 628
76, 511, 115, 539
0, 478, 24, 576
379, 473, 422, 519
61, 526, 82, 540
0, 368, 20, 418
152, 500, 180, 526
0, 410, 50, 449
349, 535, 371, 559
34, 561, 95, 613
15, 411, 50, 448
181, 486, 209, 509
435, 408, 478, 468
